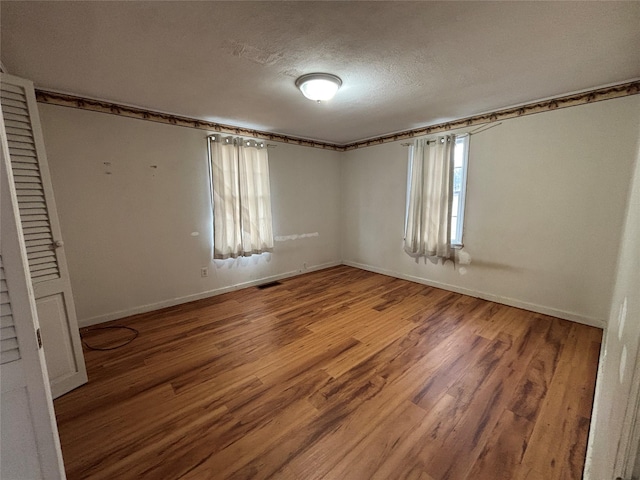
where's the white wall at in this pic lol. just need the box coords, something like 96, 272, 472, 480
38, 104, 342, 326
585, 127, 640, 479
38, 95, 640, 329
341, 95, 640, 326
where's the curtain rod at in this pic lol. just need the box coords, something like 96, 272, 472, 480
207, 133, 278, 148
401, 122, 503, 146
469, 122, 502, 135
401, 138, 450, 146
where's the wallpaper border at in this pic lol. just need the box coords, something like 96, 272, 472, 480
35, 80, 640, 151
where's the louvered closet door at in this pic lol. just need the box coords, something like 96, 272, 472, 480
1, 253, 61, 480
1, 73, 87, 398
0, 257, 20, 364
1, 119, 66, 479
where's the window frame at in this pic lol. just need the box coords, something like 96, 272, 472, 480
451, 134, 470, 247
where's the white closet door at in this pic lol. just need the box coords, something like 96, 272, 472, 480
1, 73, 87, 398
1, 114, 66, 479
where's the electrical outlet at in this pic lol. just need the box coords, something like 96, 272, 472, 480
200, 267, 208, 277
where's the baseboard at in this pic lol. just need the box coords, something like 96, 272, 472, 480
80, 259, 605, 329
342, 260, 606, 329
78, 260, 341, 327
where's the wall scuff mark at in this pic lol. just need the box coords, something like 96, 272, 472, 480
275, 232, 319, 242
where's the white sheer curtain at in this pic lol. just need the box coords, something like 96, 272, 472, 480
209, 135, 274, 259
404, 135, 455, 260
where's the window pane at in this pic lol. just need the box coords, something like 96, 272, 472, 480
452, 135, 469, 245
453, 167, 462, 193
450, 217, 458, 242
454, 141, 464, 167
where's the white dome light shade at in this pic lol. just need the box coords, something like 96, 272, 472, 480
295, 73, 342, 102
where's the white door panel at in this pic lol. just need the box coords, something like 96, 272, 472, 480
1, 385, 45, 479
36, 294, 78, 385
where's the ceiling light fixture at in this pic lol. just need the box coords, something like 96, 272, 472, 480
295, 73, 342, 102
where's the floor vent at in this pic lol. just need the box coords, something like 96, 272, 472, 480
256, 281, 282, 290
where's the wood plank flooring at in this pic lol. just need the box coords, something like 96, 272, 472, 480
54, 266, 602, 480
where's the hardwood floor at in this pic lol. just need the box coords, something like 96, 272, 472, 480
54, 266, 602, 480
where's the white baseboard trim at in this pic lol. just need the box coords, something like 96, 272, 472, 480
78, 261, 341, 327
342, 260, 606, 329
80, 259, 605, 330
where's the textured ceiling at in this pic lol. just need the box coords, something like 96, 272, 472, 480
2, 1, 639, 145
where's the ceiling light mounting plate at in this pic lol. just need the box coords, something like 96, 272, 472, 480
295, 73, 342, 102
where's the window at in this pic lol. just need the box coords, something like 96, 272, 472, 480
451, 134, 470, 246
404, 133, 470, 259
208, 135, 274, 259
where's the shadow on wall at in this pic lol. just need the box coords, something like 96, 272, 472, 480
452, 257, 525, 277
409, 249, 525, 274
214, 253, 272, 270
460, 258, 525, 272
